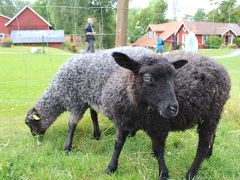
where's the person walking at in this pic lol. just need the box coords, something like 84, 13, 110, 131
84, 17, 95, 53
156, 35, 164, 55
185, 27, 198, 54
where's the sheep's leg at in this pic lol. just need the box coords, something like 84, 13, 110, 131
186, 124, 216, 180
105, 129, 129, 174
64, 112, 83, 152
151, 132, 169, 180
90, 108, 101, 140
206, 133, 215, 159
128, 129, 137, 137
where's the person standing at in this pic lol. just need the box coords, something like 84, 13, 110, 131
185, 27, 198, 54
156, 35, 164, 55
84, 18, 95, 53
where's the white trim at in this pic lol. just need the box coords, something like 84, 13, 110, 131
0, 33, 5, 39
5, 5, 51, 27
174, 22, 190, 36
221, 28, 238, 36
0, 14, 11, 19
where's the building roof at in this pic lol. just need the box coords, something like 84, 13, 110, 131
0, 14, 11, 19
132, 21, 240, 47
132, 21, 181, 47
5, 5, 51, 27
180, 21, 240, 36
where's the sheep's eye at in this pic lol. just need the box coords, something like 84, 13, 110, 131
143, 73, 152, 83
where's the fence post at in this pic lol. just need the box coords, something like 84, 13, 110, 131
115, 0, 129, 47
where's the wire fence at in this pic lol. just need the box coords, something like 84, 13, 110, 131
0, 2, 238, 144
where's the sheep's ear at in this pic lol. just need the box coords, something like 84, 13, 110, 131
112, 52, 141, 74
171, 59, 188, 69
27, 107, 41, 121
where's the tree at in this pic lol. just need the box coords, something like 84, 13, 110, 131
88, 0, 116, 48
48, 0, 89, 34
194, 8, 206, 22
206, 0, 240, 23
128, 0, 167, 43
0, 0, 30, 17
32, 0, 49, 22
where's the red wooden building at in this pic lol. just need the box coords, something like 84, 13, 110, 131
132, 21, 240, 49
0, 14, 10, 39
0, 6, 64, 48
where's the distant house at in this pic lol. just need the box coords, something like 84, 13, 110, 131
0, 14, 10, 39
0, 6, 64, 48
132, 21, 240, 49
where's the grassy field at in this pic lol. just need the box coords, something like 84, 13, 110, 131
0, 46, 239, 179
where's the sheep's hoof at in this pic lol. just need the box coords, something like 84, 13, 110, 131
185, 172, 195, 180
93, 131, 101, 140
159, 172, 169, 180
64, 146, 72, 153
104, 167, 116, 175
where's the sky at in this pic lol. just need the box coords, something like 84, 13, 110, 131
129, 0, 240, 20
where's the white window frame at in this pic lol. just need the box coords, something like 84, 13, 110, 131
0, 33, 5, 39
202, 35, 207, 44
182, 34, 187, 44
148, 31, 154, 39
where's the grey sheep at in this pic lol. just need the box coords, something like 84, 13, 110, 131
25, 46, 185, 152
91, 51, 231, 179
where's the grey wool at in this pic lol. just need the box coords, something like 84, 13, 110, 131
25, 46, 172, 139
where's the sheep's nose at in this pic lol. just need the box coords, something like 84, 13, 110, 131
167, 104, 179, 115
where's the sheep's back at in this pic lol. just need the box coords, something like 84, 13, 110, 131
165, 52, 231, 130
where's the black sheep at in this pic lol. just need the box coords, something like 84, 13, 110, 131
91, 52, 231, 180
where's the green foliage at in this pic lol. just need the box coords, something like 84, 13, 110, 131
48, 0, 89, 34
233, 37, 240, 47
128, 0, 167, 43
205, 36, 223, 49
88, 0, 116, 49
0, 0, 30, 17
194, 8, 206, 22
206, 0, 240, 24
2, 38, 12, 44
32, 0, 49, 22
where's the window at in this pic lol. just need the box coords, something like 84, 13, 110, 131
0, 33, 4, 39
148, 31, 154, 39
182, 34, 187, 43
202, 35, 207, 44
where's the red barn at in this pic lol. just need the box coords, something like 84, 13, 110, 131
132, 21, 240, 49
0, 14, 11, 39
5, 6, 51, 31
1, 6, 64, 48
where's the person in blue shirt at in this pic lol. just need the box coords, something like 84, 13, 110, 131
84, 18, 95, 53
156, 35, 164, 55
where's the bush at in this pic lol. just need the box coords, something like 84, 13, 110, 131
1, 38, 13, 47
233, 37, 240, 47
228, 44, 238, 49
64, 41, 72, 51
220, 44, 229, 49
205, 36, 223, 49
163, 44, 172, 52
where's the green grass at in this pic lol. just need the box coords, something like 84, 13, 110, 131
198, 49, 235, 57
0, 46, 240, 179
